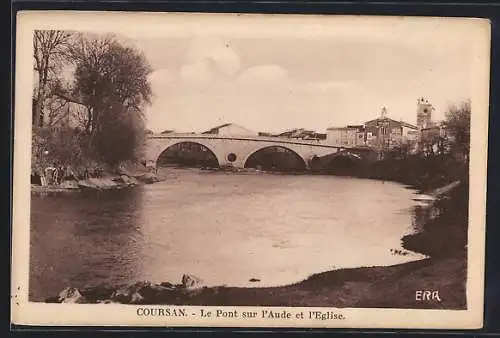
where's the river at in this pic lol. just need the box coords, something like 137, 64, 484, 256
29, 168, 428, 301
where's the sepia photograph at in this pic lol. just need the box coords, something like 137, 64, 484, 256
12, 11, 489, 328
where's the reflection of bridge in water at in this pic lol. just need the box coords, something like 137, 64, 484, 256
144, 133, 362, 169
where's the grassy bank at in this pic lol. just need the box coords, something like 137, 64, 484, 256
402, 182, 468, 258
313, 154, 468, 192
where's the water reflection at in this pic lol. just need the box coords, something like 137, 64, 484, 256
30, 170, 428, 301
29, 189, 144, 300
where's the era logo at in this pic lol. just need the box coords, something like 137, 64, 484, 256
415, 290, 441, 302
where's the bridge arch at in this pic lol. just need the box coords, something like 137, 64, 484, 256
155, 141, 221, 168
243, 145, 307, 171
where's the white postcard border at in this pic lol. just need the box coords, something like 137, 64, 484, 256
11, 11, 490, 329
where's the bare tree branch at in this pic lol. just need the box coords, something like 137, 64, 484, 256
32, 30, 72, 126
53, 90, 86, 106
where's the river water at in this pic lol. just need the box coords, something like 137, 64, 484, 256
29, 168, 428, 301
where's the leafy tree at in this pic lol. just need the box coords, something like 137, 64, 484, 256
444, 99, 471, 162
388, 142, 413, 160
64, 34, 152, 134
60, 33, 153, 167
32, 127, 88, 171
93, 103, 147, 168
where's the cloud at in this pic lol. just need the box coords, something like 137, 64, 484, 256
235, 65, 358, 96
237, 65, 290, 85
148, 68, 175, 88
179, 61, 214, 85
183, 35, 241, 81
144, 60, 361, 133
302, 81, 356, 93
141, 29, 474, 134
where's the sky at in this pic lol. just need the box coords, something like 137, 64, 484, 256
114, 15, 479, 134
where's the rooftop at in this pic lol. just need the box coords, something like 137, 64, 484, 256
364, 117, 418, 129
327, 125, 364, 130
201, 123, 234, 134
201, 123, 257, 135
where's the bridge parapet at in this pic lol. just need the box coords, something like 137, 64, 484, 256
147, 133, 352, 148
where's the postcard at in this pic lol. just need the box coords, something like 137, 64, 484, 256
11, 11, 490, 329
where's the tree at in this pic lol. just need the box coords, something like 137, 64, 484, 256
64, 34, 152, 133
43, 92, 70, 127
444, 99, 471, 162
388, 141, 413, 160
33, 30, 72, 126
93, 104, 147, 168
62, 33, 153, 167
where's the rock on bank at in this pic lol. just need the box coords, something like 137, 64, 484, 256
46, 274, 206, 304
31, 172, 164, 193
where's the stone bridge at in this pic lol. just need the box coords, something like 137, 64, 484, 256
144, 133, 356, 169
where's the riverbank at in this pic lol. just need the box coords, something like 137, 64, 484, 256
31, 170, 165, 194
47, 254, 465, 309
312, 154, 468, 193
43, 177, 468, 309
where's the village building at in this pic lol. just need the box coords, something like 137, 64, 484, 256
201, 123, 257, 136
364, 107, 419, 150
326, 107, 418, 150
326, 125, 365, 147
420, 122, 449, 141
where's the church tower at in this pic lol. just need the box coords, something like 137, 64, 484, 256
380, 106, 388, 119
416, 97, 434, 129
